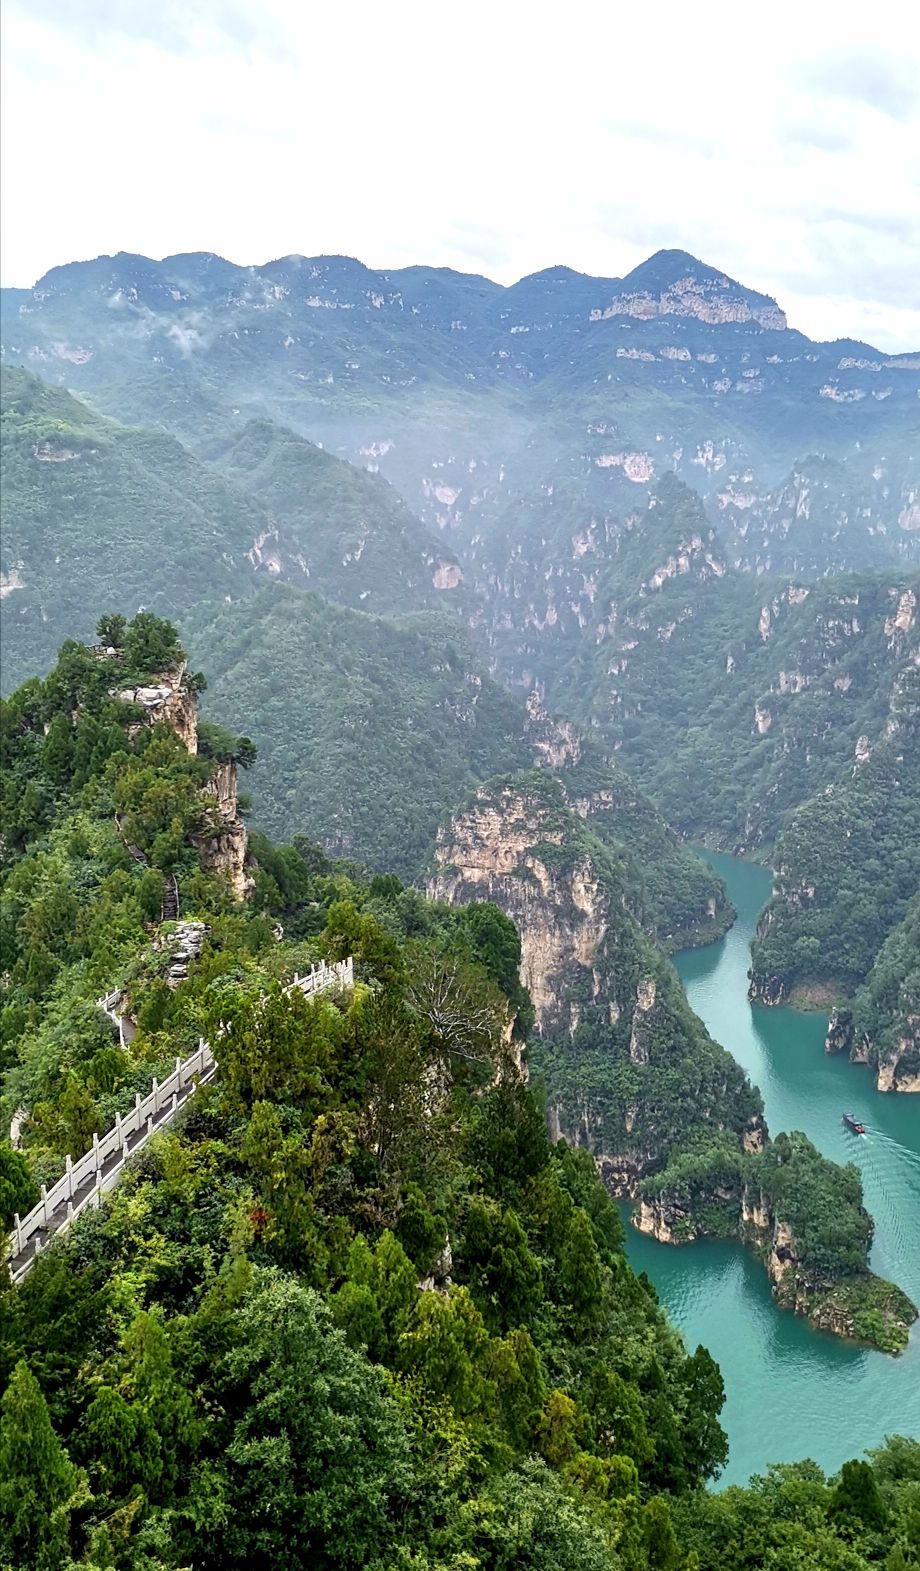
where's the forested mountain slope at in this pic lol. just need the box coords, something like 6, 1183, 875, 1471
0, 372, 462, 692
204, 416, 466, 615
750, 667, 920, 1008
1, 618, 918, 1571
183, 587, 731, 951
0, 369, 275, 691
826, 895, 920, 1093
183, 587, 533, 879
533, 478, 920, 851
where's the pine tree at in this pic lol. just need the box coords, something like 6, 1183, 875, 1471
0, 1359, 83, 1570
829, 1458, 887, 1529
42, 711, 74, 785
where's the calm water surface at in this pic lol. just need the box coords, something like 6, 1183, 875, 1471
622, 850, 920, 1485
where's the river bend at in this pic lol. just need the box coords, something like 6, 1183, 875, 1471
623, 851, 920, 1485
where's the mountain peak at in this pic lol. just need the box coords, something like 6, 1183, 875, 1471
594, 249, 787, 331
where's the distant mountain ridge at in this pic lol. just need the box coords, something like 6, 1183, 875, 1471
4, 242, 916, 586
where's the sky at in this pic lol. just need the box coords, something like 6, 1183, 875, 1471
2, 0, 919, 350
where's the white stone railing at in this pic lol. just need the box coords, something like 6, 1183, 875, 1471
289, 956, 354, 999
7, 956, 354, 1284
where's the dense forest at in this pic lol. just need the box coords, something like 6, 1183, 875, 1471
1, 618, 918, 1570
750, 678, 920, 1004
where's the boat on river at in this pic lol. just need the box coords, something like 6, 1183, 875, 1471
843, 1112, 867, 1135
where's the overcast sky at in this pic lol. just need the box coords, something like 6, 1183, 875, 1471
2, 0, 918, 350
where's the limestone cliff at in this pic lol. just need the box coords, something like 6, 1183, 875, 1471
116, 656, 252, 901
117, 660, 199, 753
826, 1003, 920, 1094
193, 755, 254, 902
428, 773, 762, 1175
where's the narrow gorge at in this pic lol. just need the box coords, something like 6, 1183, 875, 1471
428, 778, 917, 1354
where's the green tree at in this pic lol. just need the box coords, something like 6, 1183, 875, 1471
398, 1286, 493, 1419
0, 1359, 83, 1570
680, 1346, 728, 1483
643, 1495, 681, 1570
559, 1206, 605, 1336
95, 613, 127, 649
829, 1458, 887, 1530
198, 1272, 415, 1567
0, 1140, 37, 1229
41, 711, 74, 785
459, 1199, 543, 1333
124, 1310, 200, 1500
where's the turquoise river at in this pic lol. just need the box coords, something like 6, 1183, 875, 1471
622, 850, 920, 1486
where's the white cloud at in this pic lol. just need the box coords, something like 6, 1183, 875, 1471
2, 0, 918, 350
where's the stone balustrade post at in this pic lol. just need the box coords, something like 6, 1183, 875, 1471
66, 1154, 74, 1200
93, 1131, 101, 1172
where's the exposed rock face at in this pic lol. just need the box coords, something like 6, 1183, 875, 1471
117, 661, 199, 753
628, 978, 657, 1064
155, 920, 210, 988
748, 971, 788, 1006
114, 655, 252, 901
194, 757, 253, 902
429, 775, 761, 1178
742, 1113, 768, 1153
589, 270, 787, 331
429, 784, 606, 1034
525, 690, 583, 769
826, 1005, 920, 1093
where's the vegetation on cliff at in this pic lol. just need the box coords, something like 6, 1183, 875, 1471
206, 415, 466, 616
750, 689, 920, 1008
0, 370, 274, 693
852, 898, 920, 1073
640, 1133, 917, 1353
2, 620, 917, 1570
184, 589, 731, 946
183, 587, 534, 879
0, 372, 460, 696
431, 774, 915, 1351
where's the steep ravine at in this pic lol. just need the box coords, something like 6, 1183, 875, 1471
429, 779, 917, 1351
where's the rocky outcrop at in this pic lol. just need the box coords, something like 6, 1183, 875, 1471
826, 1005, 920, 1094
194, 758, 253, 901
429, 783, 607, 1035
155, 920, 210, 988
117, 661, 199, 753
429, 773, 762, 1175
748, 971, 788, 1006
115, 655, 252, 902
589, 269, 787, 331
525, 691, 583, 769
